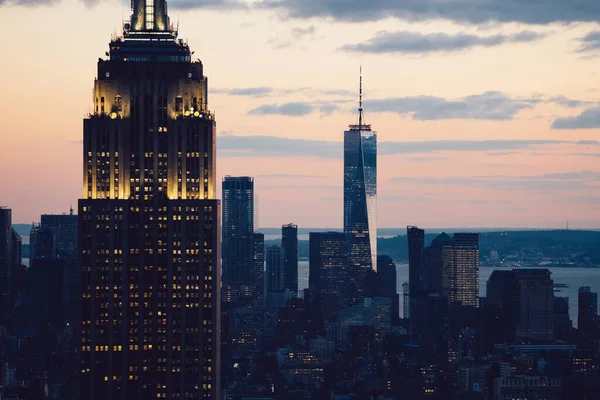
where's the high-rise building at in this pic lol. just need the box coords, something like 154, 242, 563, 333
578, 286, 598, 351
29, 224, 56, 262
41, 210, 78, 258
422, 232, 479, 308
376, 255, 399, 323
578, 286, 598, 329
252, 233, 265, 297
221, 176, 254, 304
407, 226, 424, 325
0, 207, 12, 321
452, 233, 479, 307
344, 72, 377, 276
309, 232, 350, 319
513, 269, 554, 341
78, 1, 220, 398
282, 223, 298, 296
266, 245, 283, 294
487, 269, 554, 341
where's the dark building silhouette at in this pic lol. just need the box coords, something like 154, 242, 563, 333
77, 1, 220, 398
281, 223, 298, 296
554, 296, 572, 341
29, 224, 56, 261
373, 255, 399, 324
344, 73, 377, 289
41, 211, 78, 258
0, 207, 22, 323
407, 226, 424, 334
487, 269, 554, 342
309, 232, 350, 319
266, 245, 283, 295
252, 233, 264, 297
222, 176, 254, 305
425, 232, 454, 296
27, 258, 65, 331
578, 286, 598, 351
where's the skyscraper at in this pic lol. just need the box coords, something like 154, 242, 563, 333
41, 210, 78, 258
221, 176, 254, 305
452, 233, 479, 307
578, 286, 598, 350
252, 233, 265, 297
309, 232, 350, 319
344, 71, 377, 274
0, 207, 13, 322
78, 1, 220, 398
407, 226, 424, 324
282, 223, 298, 296
266, 245, 283, 295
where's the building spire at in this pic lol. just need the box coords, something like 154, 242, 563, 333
358, 66, 363, 127
131, 0, 170, 32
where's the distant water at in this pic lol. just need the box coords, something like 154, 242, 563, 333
298, 261, 599, 328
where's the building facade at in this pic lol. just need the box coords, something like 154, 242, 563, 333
309, 232, 350, 319
344, 75, 377, 275
78, 2, 220, 398
252, 233, 265, 297
41, 211, 78, 258
282, 223, 298, 296
221, 176, 254, 305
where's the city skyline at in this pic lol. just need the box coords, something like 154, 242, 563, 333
2, 1, 600, 228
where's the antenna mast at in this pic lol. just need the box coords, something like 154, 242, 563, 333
359, 66, 363, 127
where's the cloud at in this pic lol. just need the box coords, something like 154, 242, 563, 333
220, 87, 274, 97
341, 30, 546, 55
391, 170, 600, 192
407, 156, 448, 162
258, 0, 600, 25
551, 107, 600, 129
365, 91, 540, 121
249, 102, 314, 116
319, 103, 339, 116
576, 31, 600, 54
217, 135, 598, 159
548, 96, 595, 108
292, 26, 316, 38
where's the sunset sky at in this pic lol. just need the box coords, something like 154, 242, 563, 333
1, 0, 600, 229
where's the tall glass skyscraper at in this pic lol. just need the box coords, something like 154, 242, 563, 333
344, 73, 377, 274
78, 1, 220, 398
221, 176, 255, 305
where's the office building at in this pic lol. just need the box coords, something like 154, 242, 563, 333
375, 255, 399, 323
578, 286, 598, 351
452, 233, 479, 307
252, 233, 264, 297
78, 1, 220, 397
0, 207, 12, 321
309, 232, 350, 319
282, 223, 298, 296
487, 269, 554, 341
29, 224, 56, 261
221, 176, 254, 305
344, 72, 377, 278
41, 210, 78, 257
266, 245, 283, 294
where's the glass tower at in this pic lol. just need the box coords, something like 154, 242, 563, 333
221, 176, 255, 305
344, 72, 377, 275
78, 1, 221, 398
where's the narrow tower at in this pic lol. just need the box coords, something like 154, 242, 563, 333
344, 68, 377, 303
78, 1, 220, 398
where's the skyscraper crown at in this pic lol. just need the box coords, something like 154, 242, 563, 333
131, 0, 171, 32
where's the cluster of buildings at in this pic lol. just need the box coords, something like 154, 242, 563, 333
0, 0, 599, 399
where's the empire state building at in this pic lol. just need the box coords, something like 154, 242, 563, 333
78, 1, 220, 399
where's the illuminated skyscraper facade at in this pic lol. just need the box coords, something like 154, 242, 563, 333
452, 233, 479, 307
344, 72, 377, 307
78, 1, 220, 398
